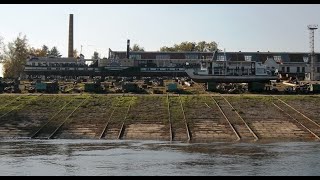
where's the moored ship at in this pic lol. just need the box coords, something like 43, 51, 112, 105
185, 51, 278, 83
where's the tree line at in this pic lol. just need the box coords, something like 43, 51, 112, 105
160, 41, 218, 52
0, 33, 218, 78
0, 34, 83, 78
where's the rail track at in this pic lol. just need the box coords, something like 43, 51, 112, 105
213, 95, 258, 141
194, 82, 258, 141
30, 95, 87, 139
117, 104, 131, 139
178, 94, 191, 142
99, 95, 124, 139
99, 95, 134, 140
47, 96, 89, 139
0, 94, 42, 120
167, 94, 190, 141
272, 96, 320, 140
166, 93, 173, 141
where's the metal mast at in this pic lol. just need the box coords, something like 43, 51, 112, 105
308, 24, 318, 81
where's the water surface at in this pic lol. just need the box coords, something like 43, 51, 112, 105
0, 139, 319, 176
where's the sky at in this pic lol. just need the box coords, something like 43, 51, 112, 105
1, 4, 320, 77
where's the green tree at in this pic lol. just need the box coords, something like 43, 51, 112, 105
41, 45, 49, 55
130, 44, 145, 51
160, 41, 218, 52
2, 33, 29, 78
196, 41, 206, 52
92, 51, 100, 59
160, 46, 175, 52
29, 45, 49, 57
204, 41, 218, 52
48, 46, 61, 57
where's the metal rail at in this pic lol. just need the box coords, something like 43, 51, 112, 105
178, 94, 191, 142
272, 102, 320, 140
48, 96, 89, 139
0, 96, 21, 110
0, 94, 42, 120
194, 81, 241, 141
273, 96, 320, 129
220, 95, 259, 141
30, 98, 75, 139
166, 93, 173, 141
205, 99, 241, 141
118, 104, 131, 140
99, 95, 124, 139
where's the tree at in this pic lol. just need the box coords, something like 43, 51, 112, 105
47, 46, 61, 57
0, 36, 4, 60
130, 44, 145, 52
29, 45, 49, 57
160, 41, 219, 52
73, 49, 79, 58
2, 34, 29, 78
196, 41, 206, 52
92, 51, 100, 59
41, 45, 49, 55
204, 41, 218, 52
160, 46, 175, 52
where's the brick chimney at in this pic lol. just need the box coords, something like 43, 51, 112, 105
68, 14, 74, 58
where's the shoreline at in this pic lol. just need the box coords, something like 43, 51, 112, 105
0, 94, 319, 142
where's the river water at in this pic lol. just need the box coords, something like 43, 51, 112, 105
0, 139, 319, 176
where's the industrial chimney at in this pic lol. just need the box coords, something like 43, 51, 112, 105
68, 14, 74, 58
126, 39, 130, 59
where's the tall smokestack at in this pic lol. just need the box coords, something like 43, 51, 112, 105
68, 14, 74, 58
126, 39, 130, 59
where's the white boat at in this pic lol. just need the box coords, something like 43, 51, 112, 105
185, 52, 278, 83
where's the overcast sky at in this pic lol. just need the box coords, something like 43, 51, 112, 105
1, 4, 320, 76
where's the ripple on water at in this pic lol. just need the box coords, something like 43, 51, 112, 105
0, 139, 320, 176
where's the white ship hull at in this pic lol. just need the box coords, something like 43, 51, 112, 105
185, 69, 278, 83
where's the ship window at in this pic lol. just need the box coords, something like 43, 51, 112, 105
282, 67, 285, 72
217, 55, 226, 61
185, 54, 198, 59
156, 55, 170, 59
302, 67, 305, 72
129, 54, 141, 60
287, 67, 290, 73
297, 67, 300, 73
274, 56, 282, 62
245, 55, 252, 61
317, 67, 320, 73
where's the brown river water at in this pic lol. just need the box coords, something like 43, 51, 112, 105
0, 139, 319, 176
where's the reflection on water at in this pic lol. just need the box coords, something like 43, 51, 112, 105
0, 139, 319, 176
